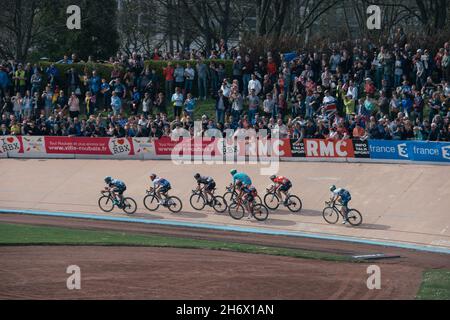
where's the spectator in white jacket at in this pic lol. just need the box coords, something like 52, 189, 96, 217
248, 73, 262, 96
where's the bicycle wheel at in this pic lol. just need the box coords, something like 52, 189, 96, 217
212, 195, 227, 213
228, 202, 245, 220
167, 196, 183, 213
264, 193, 280, 210
143, 194, 160, 211
190, 193, 206, 211
322, 207, 339, 224
255, 195, 263, 205
122, 197, 137, 215
252, 204, 269, 221
98, 196, 114, 212
347, 209, 363, 226
286, 195, 302, 213
223, 191, 236, 206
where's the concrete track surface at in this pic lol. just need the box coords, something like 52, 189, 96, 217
0, 159, 449, 250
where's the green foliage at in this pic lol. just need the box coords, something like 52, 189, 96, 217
39, 61, 121, 90
144, 59, 233, 81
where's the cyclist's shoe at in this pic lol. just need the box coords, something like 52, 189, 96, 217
342, 219, 348, 225
247, 214, 252, 220
113, 199, 119, 205
159, 200, 166, 205
283, 199, 289, 206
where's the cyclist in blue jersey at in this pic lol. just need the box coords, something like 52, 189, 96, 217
330, 185, 352, 224
230, 169, 252, 187
149, 173, 172, 205
104, 176, 127, 206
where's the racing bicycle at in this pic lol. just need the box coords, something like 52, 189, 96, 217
143, 188, 183, 213
228, 192, 269, 222
190, 187, 227, 213
223, 185, 262, 207
322, 200, 363, 226
263, 184, 303, 212
98, 189, 137, 215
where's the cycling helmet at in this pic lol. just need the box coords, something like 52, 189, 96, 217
330, 185, 336, 192
270, 175, 276, 181
230, 169, 237, 175
104, 176, 112, 183
149, 173, 157, 179
194, 173, 201, 179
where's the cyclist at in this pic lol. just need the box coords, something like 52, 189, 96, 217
194, 173, 216, 205
104, 176, 126, 207
269, 175, 292, 205
235, 180, 257, 219
329, 185, 352, 224
230, 169, 252, 188
149, 173, 172, 205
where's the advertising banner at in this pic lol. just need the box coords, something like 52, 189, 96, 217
44, 137, 135, 157
367, 140, 410, 160
289, 139, 306, 157
0, 135, 23, 156
304, 139, 355, 158
407, 141, 450, 163
352, 139, 370, 158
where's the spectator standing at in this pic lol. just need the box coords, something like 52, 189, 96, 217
196, 60, 208, 100
174, 63, 185, 92
163, 62, 174, 101
68, 92, 80, 118
171, 87, 183, 118
184, 63, 195, 94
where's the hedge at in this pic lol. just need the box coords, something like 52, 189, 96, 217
39, 59, 234, 96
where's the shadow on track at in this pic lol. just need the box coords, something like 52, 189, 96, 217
253, 218, 297, 227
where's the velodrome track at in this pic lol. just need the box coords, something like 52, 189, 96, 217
0, 158, 449, 253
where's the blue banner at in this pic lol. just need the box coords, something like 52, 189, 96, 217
368, 140, 450, 163
407, 141, 450, 163
368, 140, 410, 160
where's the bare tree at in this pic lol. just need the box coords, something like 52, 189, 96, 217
0, 0, 44, 61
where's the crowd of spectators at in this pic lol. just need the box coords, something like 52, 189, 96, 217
1, 30, 450, 142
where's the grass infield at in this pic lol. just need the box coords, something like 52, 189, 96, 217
0, 222, 354, 262
416, 269, 450, 300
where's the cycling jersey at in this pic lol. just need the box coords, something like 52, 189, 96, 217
153, 177, 170, 187
109, 179, 126, 189
233, 173, 252, 186
274, 176, 290, 185
196, 176, 214, 185
333, 188, 351, 206
109, 179, 126, 194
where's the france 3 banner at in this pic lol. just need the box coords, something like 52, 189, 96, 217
367, 140, 450, 163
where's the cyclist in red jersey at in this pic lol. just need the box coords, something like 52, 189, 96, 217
270, 175, 292, 205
